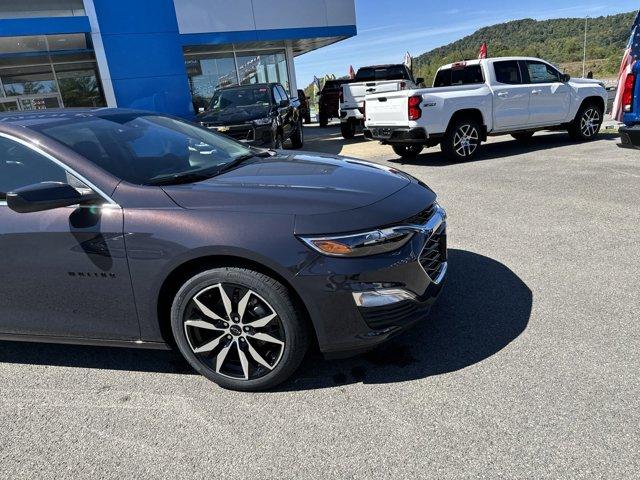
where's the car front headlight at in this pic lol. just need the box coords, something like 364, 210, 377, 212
252, 117, 273, 126
298, 228, 414, 257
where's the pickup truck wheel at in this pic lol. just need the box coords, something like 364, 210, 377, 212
341, 120, 356, 139
272, 132, 284, 149
442, 120, 481, 161
569, 103, 603, 141
392, 145, 424, 158
319, 111, 329, 128
512, 132, 535, 143
290, 120, 304, 149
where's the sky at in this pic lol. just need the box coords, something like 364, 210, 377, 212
295, 0, 639, 87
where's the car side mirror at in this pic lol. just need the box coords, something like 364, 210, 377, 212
561, 74, 571, 82
416, 77, 425, 85
279, 99, 290, 108
7, 182, 100, 214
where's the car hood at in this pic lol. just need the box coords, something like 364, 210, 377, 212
162, 152, 425, 228
197, 105, 272, 125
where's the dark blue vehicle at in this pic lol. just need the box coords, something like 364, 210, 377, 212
0, 109, 447, 391
618, 62, 640, 149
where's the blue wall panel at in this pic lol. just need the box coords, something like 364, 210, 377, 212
102, 33, 189, 79
0, 16, 91, 37
93, 0, 194, 118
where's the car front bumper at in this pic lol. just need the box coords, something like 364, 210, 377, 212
619, 125, 640, 150
292, 205, 448, 358
203, 123, 274, 147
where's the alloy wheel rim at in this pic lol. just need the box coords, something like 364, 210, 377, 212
184, 283, 285, 381
453, 124, 479, 157
581, 108, 600, 137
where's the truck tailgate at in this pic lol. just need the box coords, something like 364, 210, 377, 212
366, 92, 409, 125
345, 81, 405, 106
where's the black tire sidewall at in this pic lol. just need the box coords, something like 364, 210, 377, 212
290, 120, 304, 149
341, 120, 356, 139
392, 145, 423, 158
570, 103, 603, 141
170, 268, 308, 391
442, 119, 481, 161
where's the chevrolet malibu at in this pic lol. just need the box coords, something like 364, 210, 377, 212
0, 109, 447, 391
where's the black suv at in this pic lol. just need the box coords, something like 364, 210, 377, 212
197, 83, 303, 149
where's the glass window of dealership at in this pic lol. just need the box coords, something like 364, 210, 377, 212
0, 0, 357, 116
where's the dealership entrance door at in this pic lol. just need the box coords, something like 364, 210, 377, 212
0, 93, 63, 112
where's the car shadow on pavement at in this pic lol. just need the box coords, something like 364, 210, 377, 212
387, 133, 620, 167
281, 248, 532, 391
0, 249, 532, 389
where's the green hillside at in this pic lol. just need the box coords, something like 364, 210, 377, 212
414, 11, 636, 84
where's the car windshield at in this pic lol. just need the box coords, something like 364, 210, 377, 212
32, 113, 255, 186
355, 66, 410, 82
208, 86, 273, 111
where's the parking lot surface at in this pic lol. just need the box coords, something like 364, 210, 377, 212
1, 124, 638, 479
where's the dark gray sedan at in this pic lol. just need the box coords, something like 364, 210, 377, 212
0, 109, 447, 391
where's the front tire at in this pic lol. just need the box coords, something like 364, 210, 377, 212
290, 120, 304, 149
340, 119, 356, 139
568, 102, 603, 141
441, 119, 482, 161
392, 144, 424, 158
171, 268, 309, 391
272, 132, 284, 149
319, 111, 329, 128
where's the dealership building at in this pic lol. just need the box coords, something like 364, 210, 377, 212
0, 0, 356, 118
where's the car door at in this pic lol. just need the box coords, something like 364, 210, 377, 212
522, 60, 571, 125
276, 85, 294, 139
0, 134, 140, 340
491, 60, 531, 130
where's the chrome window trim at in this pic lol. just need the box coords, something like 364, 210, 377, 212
0, 131, 119, 208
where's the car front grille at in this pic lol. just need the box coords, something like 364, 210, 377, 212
404, 203, 437, 225
419, 226, 447, 281
203, 124, 255, 142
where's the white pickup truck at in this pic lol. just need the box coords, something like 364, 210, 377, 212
340, 64, 423, 139
364, 57, 608, 161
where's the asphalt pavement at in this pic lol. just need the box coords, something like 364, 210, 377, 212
1, 124, 638, 479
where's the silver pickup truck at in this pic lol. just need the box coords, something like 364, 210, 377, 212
340, 64, 423, 139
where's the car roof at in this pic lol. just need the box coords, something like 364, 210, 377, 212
438, 57, 547, 70
217, 83, 278, 91
0, 108, 157, 129
357, 64, 405, 70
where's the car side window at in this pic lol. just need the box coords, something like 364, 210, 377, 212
273, 87, 283, 105
524, 61, 561, 83
0, 136, 71, 201
494, 61, 522, 85
277, 85, 289, 102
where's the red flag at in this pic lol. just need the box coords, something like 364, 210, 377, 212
612, 12, 640, 122
478, 42, 488, 59
349, 65, 356, 79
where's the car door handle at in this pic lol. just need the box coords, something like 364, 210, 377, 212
531, 89, 543, 95
497, 92, 509, 97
